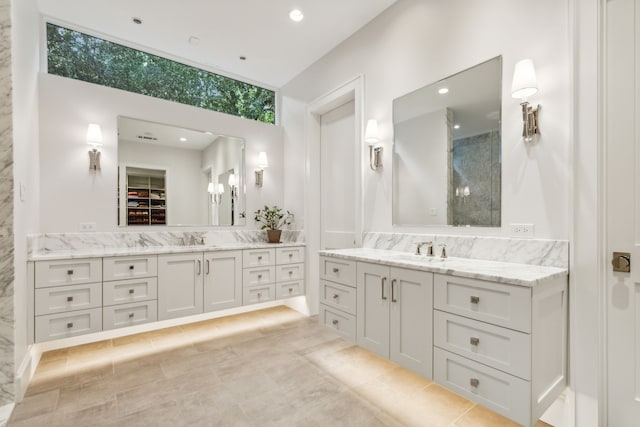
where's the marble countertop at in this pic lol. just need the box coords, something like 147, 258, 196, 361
30, 242, 305, 261
319, 248, 567, 287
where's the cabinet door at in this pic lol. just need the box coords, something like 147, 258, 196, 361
158, 253, 203, 320
356, 262, 390, 358
204, 250, 242, 312
390, 267, 433, 379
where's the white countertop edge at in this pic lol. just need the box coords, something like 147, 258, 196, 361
319, 248, 567, 287
29, 242, 306, 261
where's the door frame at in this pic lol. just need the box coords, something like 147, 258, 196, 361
304, 75, 365, 315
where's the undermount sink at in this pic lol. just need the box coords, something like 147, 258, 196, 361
387, 253, 444, 263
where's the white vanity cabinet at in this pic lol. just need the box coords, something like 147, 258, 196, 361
356, 261, 433, 379
103, 255, 158, 330
34, 258, 103, 342
432, 274, 567, 427
157, 252, 204, 320
242, 247, 305, 304
319, 256, 357, 341
275, 246, 305, 299
203, 250, 242, 312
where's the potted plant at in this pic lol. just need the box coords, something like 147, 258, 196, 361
254, 205, 293, 243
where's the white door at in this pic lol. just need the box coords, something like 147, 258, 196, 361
157, 253, 204, 320
320, 100, 357, 249
356, 262, 390, 357
389, 268, 433, 379
203, 250, 242, 312
606, 0, 640, 423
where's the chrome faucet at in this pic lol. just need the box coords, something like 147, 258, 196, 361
439, 243, 447, 259
189, 235, 197, 246
415, 241, 434, 256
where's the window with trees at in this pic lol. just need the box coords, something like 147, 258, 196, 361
46, 23, 276, 124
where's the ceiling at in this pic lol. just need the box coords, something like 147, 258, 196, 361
38, 0, 397, 88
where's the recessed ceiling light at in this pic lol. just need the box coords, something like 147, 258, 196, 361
289, 9, 304, 22
438, 87, 449, 95
179, 137, 187, 142
454, 124, 460, 129
132, 17, 142, 25
204, 131, 213, 135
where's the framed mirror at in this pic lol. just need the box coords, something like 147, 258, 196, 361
117, 116, 246, 226
392, 56, 502, 227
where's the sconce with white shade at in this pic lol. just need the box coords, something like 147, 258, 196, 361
228, 173, 237, 200
86, 123, 103, 171
208, 182, 224, 204
255, 151, 268, 187
511, 59, 540, 142
365, 119, 383, 171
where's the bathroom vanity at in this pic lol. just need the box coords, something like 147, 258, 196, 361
29, 243, 305, 343
319, 248, 568, 427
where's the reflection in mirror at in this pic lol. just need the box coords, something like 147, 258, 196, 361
393, 56, 502, 227
118, 116, 245, 226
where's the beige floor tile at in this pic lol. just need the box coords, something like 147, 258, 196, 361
9, 389, 59, 422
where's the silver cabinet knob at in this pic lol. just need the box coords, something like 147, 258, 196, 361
470, 337, 480, 346
67, 269, 74, 275
129, 313, 134, 318
66, 322, 74, 328
470, 378, 480, 388
332, 267, 339, 273
332, 294, 339, 300
258, 274, 262, 279
66, 296, 74, 302
258, 256, 262, 260
288, 288, 293, 293
470, 296, 480, 304
288, 270, 293, 275
129, 265, 135, 270
129, 289, 135, 294
332, 319, 339, 325
289, 253, 293, 258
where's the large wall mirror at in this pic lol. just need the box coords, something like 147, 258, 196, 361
393, 56, 502, 227
117, 116, 246, 227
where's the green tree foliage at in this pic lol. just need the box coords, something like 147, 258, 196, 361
46, 23, 276, 124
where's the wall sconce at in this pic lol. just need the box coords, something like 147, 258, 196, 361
511, 59, 540, 142
86, 123, 103, 171
365, 119, 383, 171
255, 151, 268, 187
228, 173, 237, 200
208, 183, 224, 204
455, 185, 471, 202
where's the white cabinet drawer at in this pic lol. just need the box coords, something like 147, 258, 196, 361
434, 310, 531, 380
320, 304, 356, 341
275, 263, 304, 282
103, 301, 158, 330
319, 256, 356, 287
434, 348, 531, 427
243, 248, 275, 267
243, 266, 276, 287
276, 247, 305, 265
35, 282, 102, 316
276, 280, 305, 299
35, 258, 102, 288
320, 280, 356, 315
103, 277, 158, 306
243, 284, 276, 305
103, 255, 157, 281
35, 308, 102, 342
434, 274, 532, 333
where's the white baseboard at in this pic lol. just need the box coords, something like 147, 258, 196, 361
540, 387, 575, 427
15, 345, 41, 402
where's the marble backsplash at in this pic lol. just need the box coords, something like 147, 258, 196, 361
28, 230, 305, 256
362, 232, 569, 269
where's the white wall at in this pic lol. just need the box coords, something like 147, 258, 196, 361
280, 96, 306, 229
38, 73, 285, 232
11, 0, 40, 391
281, 0, 571, 240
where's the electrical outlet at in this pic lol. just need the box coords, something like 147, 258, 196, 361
510, 223, 535, 237
79, 222, 96, 232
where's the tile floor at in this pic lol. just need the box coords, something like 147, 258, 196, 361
9, 306, 552, 427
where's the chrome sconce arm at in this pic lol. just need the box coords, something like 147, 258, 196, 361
365, 119, 383, 171
520, 101, 540, 142
511, 59, 541, 143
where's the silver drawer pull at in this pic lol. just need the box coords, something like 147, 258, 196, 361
129, 313, 134, 318
258, 256, 263, 260
332, 293, 339, 299
289, 253, 293, 258
258, 274, 262, 279
257, 292, 262, 299
332, 268, 339, 273
129, 289, 135, 294
66, 296, 74, 302
67, 269, 74, 275
332, 319, 339, 325
470, 337, 480, 346
288, 288, 293, 293
66, 322, 74, 328
470, 296, 480, 304
288, 271, 293, 275
470, 378, 480, 388
129, 265, 134, 270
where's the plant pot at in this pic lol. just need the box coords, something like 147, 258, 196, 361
266, 229, 282, 244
